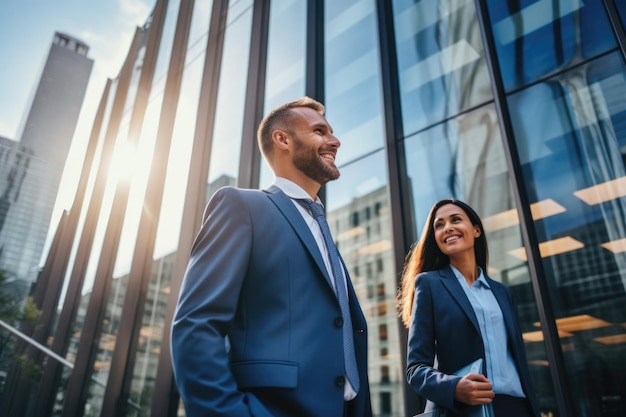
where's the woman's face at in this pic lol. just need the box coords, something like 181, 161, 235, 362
432, 203, 480, 259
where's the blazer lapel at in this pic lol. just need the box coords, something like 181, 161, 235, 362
264, 186, 334, 289
438, 266, 481, 335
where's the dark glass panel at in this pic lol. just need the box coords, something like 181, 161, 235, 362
509, 51, 626, 416
402, 104, 557, 414
325, 0, 385, 165
259, 0, 306, 189
207, 1, 254, 195
486, 0, 616, 91
392, 0, 492, 136
326, 150, 404, 417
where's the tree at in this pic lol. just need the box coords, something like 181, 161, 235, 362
0, 269, 43, 394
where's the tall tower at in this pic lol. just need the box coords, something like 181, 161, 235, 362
0, 32, 93, 298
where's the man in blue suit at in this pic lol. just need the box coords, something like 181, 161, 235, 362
171, 97, 372, 417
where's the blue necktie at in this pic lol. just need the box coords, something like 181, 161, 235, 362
297, 199, 360, 392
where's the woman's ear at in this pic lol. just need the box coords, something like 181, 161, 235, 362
474, 226, 481, 237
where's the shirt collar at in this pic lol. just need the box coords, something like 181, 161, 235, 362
449, 264, 489, 288
273, 177, 323, 205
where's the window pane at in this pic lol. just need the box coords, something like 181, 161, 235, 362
259, 0, 307, 189
402, 105, 557, 414
486, 0, 616, 91
509, 51, 626, 416
618, 0, 626, 28
325, 0, 385, 165
207, 1, 254, 196
392, 0, 492, 136
326, 151, 405, 417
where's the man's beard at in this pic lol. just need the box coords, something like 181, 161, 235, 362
292, 136, 340, 185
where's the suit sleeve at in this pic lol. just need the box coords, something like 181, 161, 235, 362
170, 187, 271, 417
406, 272, 461, 410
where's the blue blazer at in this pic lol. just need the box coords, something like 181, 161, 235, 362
406, 266, 539, 416
171, 186, 372, 417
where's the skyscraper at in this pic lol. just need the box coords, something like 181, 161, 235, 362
0, 32, 92, 299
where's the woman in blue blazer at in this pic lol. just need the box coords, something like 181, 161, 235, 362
398, 199, 539, 417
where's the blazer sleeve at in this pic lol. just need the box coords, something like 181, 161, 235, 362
170, 187, 271, 417
406, 272, 462, 410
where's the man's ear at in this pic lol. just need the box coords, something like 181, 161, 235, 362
273, 130, 290, 150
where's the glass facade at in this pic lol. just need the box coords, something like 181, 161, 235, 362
2, 1, 626, 416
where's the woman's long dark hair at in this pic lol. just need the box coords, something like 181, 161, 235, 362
398, 199, 489, 327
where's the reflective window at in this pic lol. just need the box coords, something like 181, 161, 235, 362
126, 254, 175, 416
509, 51, 626, 416
207, 1, 254, 196
152, 0, 181, 87
124, 1, 213, 414
324, 3, 403, 415
325, 0, 385, 166
259, 0, 307, 189
392, 0, 492, 136
618, 1, 626, 27
82, 0, 184, 406
326, 150, 405, 417
486, 0, 616, 92
153, 0, 210, 263
402, 104, 556, 413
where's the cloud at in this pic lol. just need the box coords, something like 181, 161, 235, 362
117, 0, 153, 27
79, 1, 152, 79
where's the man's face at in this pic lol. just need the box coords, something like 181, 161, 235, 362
289, 107, 341, 185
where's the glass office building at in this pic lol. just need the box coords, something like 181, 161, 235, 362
1, 0, 626, 416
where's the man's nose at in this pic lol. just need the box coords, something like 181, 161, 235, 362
328, 133, 340, 148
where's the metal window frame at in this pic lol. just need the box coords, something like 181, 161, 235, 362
99, 0, 195, 415
238, 0, 270, 190
604, 0, 626, 61
374, 1, 423, 416
150, 1, 230, 415
59, 1, 171, 415
29, 21, 148, 417
472, 1, 576, 416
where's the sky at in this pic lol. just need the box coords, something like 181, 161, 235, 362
0, 0, 155, 250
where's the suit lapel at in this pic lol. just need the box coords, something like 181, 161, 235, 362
264, 186, 334, 289
438, 266, 481, 334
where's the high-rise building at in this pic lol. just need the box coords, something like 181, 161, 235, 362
0, 32, 92, 298
1, 1, 626, 416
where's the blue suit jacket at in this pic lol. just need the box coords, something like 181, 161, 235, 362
406, 266, 539, 417
171, 186, 372, 417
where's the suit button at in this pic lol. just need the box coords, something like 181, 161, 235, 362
334, 317, 343, 327
335, 376, 345, 386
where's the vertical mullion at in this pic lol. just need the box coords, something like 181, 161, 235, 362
60, 0, 170, 415
306, 0, 326, 202
32, 78, 111, 348
374, 1, 422, 416
305, 0, 324, 102
32, 24, 144, 417
238, 0, 270, 190
150, 1, 230, 415
100, 0, 194, 415
472, 1, 576, 416
603, 0, 626, 62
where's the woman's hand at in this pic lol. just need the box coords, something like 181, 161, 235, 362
454, 373, 494, 405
